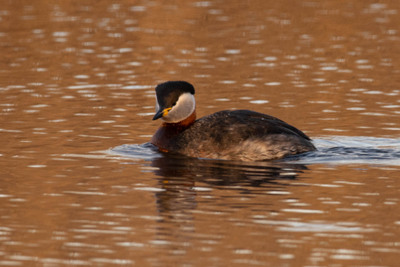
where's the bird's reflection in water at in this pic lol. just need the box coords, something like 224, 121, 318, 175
110, 144, 310, 249
151, 152, 308, 189
148, 153, 309, 248
150, 153, 307, 215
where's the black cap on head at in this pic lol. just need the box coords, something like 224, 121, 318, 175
155, 81, 195, 108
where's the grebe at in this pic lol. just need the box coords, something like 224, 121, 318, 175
151, 81, 315, 161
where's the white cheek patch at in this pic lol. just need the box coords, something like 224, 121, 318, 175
163, 93, 195, 123
155, 95, 160, 112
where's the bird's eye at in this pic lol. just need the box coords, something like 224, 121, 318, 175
172, 102, 177, 107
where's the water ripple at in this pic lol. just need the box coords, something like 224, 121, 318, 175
110, 136, 400, 166
289, 136, 400, 166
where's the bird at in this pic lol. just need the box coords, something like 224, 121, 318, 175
150, 81, 316, 161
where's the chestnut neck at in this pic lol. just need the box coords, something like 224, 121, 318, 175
151, 110, 197, 151
163, 110, 196, 129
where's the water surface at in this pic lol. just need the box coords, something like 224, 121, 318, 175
1, 0, 400, 266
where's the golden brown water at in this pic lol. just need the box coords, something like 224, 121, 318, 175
1, 0, 400, 266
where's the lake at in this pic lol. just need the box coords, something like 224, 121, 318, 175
0, 0, 400, 266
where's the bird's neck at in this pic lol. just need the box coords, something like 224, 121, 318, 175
163, 110, 196, 128
151, 110, 196, 151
